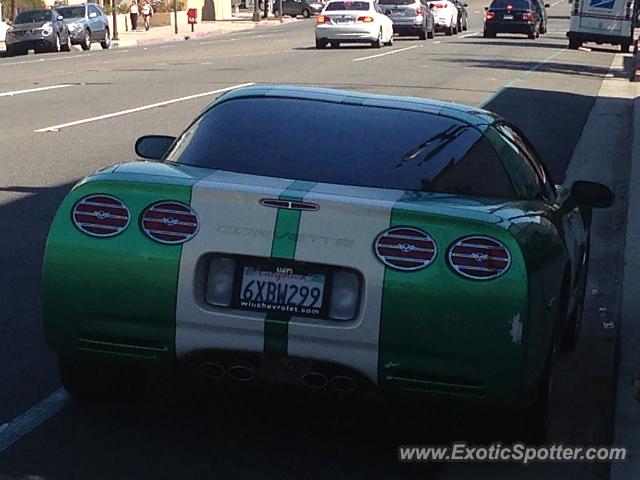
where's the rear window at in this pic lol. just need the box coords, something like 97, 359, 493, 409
15, 10, 51, 23
489, 0, 530, 8
379, 0, 416, 5
325, 1, 371, 10
168, 97, 515, 199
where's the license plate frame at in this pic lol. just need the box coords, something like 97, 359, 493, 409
503, 14, 513, 19
232, 257, 332, 319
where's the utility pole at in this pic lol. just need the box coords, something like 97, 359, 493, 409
111, 0, 119, 40
252, 0, 260, 21
173, 0, 178, 34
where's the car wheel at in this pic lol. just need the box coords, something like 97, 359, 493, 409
329, 40, 340, 48
101, 28, 111, 49
385, 32, 394, 46
463, 17, 468, 31
59, 356, 148, 402
315, 38, 327, 49
418, 27, 427, 40
302, 8, 310, 18
568, 38, 580, 49
445, 25, 453, 35
427, 26, 434, 39
81, 30, 91, 51
372, 28, 383, 48
540, 22, 546, 34
483, 29, 495, 38
528, 29, 538, 39
455, 20, 461, 34
621, 42, 631, 53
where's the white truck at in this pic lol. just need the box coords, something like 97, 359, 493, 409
567, 0, 638, 51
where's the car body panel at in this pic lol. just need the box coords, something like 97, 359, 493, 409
315, 0, 394, 44
5, 9, 70, 53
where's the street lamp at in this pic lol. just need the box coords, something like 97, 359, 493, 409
111, 0, 119, 40
253, 0, 260, 21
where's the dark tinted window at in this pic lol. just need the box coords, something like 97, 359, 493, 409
57, 6, 86, 18
489, 0, 530, 8
168, 98, 515, 199
15, 9, 51, 23
379, 0, 415, 5
325, 1, 371, 10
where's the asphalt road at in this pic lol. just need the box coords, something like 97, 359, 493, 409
0, 1, 634, 478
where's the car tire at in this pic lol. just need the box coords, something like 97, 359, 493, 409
385, 33, 394, 46
462, 18, 468, 31
445, 25, 453, 35
59, 356, 148, 402
329, 40, 340, 48
315, 38, 327, 49
528, 29, 538, 39
302, 8, 311, 18
622, 42, 631, 53
418, 28, 427, 40
372, 28, 383, 48
81, 30, 91, 51
427, 26, 434, 39
101, 28, 111, 49
455, 20, 461, 34
568, 38, 581, 49
483, 29, 495, 38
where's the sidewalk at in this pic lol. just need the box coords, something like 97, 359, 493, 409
111, 11, 297, 49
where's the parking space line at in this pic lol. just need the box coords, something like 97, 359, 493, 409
0, 388, 69, 452
0, 84, 74, 98
353, 45, 421, 62
34, 82, 255, 132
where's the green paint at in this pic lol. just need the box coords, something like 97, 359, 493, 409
263, 181, 315, 355
43, 173, 197, 365
377, 193, 530, 403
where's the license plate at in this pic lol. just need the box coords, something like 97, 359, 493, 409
337, 18, 352, 23
238, 265, 325, 317
503, 14, 513, 19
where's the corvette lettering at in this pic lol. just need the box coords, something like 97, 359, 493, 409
216, 225, 353, 247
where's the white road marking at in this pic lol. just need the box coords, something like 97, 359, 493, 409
0, 54, 86, 66
434, 40, 442, 44
34, 82, 255, 132
460, 32, 480, 38
0, 84, 74, 98
0, 388, 69, 452
353, 45, 420, 62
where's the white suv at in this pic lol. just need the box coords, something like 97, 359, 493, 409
427, 0, 459, 35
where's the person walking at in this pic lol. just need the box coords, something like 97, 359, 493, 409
129, 0, 139, 31
141, 0, 153, 31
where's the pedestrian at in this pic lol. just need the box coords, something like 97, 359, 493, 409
141, 0, 153, 31
129, 0, 139, 31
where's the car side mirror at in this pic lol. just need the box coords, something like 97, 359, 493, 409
89, 12, 98, 18
571, 181, 613, 209
544, 2, 550, 6
135, 135, 176, 160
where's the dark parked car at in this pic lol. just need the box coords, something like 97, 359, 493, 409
272, 0, 325, 17
4, 8, 71, 56
57, 3, 111, 50
452, 0, 468, 31
379, 0, 435, 39
483, 0, 547, 39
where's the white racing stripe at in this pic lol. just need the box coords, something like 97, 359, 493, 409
0, 84, 74, 98
175, 172, 294, 357
0, 388, 69, 452
353, 45, 421, 62
34, 82, 255, 132
288, 184, 405, 384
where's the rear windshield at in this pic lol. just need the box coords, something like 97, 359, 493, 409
378, 0, 416, 5
490, 0, 530, 8
57, 6, 86, 18
15, 10, 51, 23
325, 1, 371, 10
168, 97, 515, 199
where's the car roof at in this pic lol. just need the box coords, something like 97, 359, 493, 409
214, 85, 498, 129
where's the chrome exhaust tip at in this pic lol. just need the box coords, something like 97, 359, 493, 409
227, 365, 256, 382
301, 372, 329, 389
199, 362, 225, 380
330, 375, 357, 392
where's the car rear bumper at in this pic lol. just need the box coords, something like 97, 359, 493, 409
566, 30, 631, 45
5, 37, 55, 50
316, 24, 379, 42
484, 21, 534, 34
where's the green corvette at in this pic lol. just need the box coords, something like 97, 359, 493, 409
43, 85, 611, 438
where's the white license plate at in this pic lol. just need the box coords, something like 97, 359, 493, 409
239, 266, 325, 316
503, 14, 513, 19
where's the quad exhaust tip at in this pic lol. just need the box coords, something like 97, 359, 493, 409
330, 375, 357, 392
199, 362, 225, 380
301, 372, 329, 389
227, 365, 256, 382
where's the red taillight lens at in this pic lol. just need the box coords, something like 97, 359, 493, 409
72, 194, 130, 238
374, 227, 437, 271
416, 6, 425, 14
317, 15, 329, 23
448, 236, 511, 280
507, 4, 513, 9
433, 3, 447, 7
357, 15, 374, 22
141, 201, 199, 244
485, 11, 495, 19
522, 12, 533, 21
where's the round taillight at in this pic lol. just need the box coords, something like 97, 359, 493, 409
448, 236, 511, 280
141, 201, 199, 244
72, 194, 130, 238
374, 226, 437, 271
